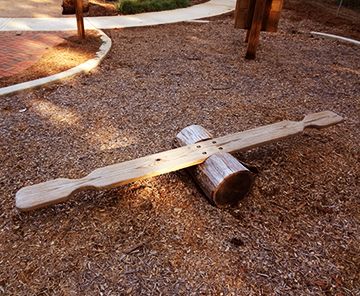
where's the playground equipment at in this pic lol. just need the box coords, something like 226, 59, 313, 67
235, 0, 284, 59
62, 0, 85, 38
16, 111, 343, 211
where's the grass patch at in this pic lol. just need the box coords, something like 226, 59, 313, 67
116, 0, 190, 14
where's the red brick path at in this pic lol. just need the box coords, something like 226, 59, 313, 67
0, 31, 73, 78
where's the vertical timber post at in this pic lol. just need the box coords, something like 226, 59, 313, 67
245, 0, 266, 59
75, 0, 85, 39
245, 29, 250, 43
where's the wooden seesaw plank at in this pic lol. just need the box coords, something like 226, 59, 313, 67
15, 111, 343, 211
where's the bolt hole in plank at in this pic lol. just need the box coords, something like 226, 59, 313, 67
202, 152, 207, 155
156, 158, 161, 161
219, 147, 223, 150
196, 145, 201, 148
176, 125, 254, 208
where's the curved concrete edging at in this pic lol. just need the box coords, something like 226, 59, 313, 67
310, 31, 360, 46
0, 0, 235, 31
0, 29, 112, 96
0, 0, 235, 96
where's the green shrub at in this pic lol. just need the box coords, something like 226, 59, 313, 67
117, 0, 190, 14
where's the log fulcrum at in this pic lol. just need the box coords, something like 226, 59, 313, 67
176, 125, 254, 208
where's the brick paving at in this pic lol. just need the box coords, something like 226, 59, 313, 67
0, 31, 73, 79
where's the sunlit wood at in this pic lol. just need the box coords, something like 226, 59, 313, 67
15, 111, 343, 211
176, 125, 254, 208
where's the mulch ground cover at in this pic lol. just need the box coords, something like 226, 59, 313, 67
0, 31, 102, 88
0, 0, 359, 294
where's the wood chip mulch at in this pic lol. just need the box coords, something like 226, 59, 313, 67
0, 0, 359, 294
0, 31, 102, 88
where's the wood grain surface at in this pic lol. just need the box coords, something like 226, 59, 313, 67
176, 125, 253, 207
235, 0, 284, 32
15, 111, 343, 211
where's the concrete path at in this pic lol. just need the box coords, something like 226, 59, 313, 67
0, 0, 234, 95
0, 0, 235, 31
0, 0, 63, 18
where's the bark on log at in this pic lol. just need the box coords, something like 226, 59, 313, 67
176, 125, 254, 208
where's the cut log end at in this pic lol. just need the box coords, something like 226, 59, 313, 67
176, 125, 255, 208
213, 171, 254, 207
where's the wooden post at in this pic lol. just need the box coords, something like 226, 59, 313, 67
245, 0, 266, 59
176, 125, 254, 208
245, 29, 250, 43
337, 0, 344, 16
74, 0, 85, 39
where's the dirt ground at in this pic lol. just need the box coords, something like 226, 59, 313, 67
0, 0, 359, 295
284, 0, 360, 39
0, 31, 102, 88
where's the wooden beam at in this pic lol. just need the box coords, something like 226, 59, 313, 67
245, 29, 250, 42
263, 0, 284, 32
235, 0, 283, 32
245, 0, 267, 59
235, 0, 254, 29
74, 0, 85, 39
15, 111, 343, 211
